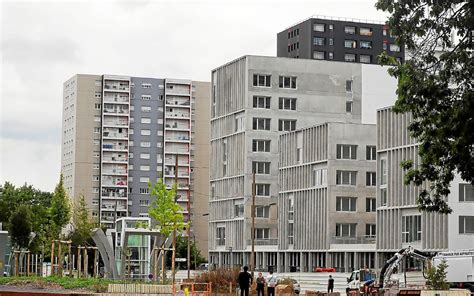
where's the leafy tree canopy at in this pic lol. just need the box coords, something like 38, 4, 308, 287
49, 174, 71, 238
69, 194, 97, 246
376, 0, 473, 213
9, 205, 33, 249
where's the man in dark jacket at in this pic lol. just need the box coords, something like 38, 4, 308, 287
238, 266, 253, 296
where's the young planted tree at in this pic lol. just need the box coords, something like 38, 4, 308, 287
426, 259, 449, 290
9, 205, 33, 249
70, 194, 97, 246
376, 1, 473, 213
148, 179, 188, 283
49, 175, 71, 239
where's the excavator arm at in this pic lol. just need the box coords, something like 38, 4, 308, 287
378, 246, 433, 288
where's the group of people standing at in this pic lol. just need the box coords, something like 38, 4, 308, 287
237, 266, 278, 296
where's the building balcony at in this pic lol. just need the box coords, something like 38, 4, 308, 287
165, 86, 191, 96
102, 143, 128, 151
104, 83, 129, 92
102, 169, 127, 176
246, 239, 278, 246
102, 157, 128, 163
102, 180, 127, 187
164, 149, 189, 155
103, 95, 129, 104
165, 113, 190, 120
165, 100, 191, 108
101, 192, 127, 198
103, 107, 129, 115
102, 132, 128, 140
103, 120, 129, 127
330, 235, 375, 245
165, 136, 190, 142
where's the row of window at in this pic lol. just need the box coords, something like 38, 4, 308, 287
253, 118, 297, 132
313, 23, 381, 37
253, 75, 297, 89
335, 170, 376, 186
336, 196, 376, 212
253, 96, 297, 110
337, 144, 376, 160
287, 28, 300, 39
234, 204, 271, 218
313, 51, 373, 63
335, 223, 376, 238
288, 42, 299, 52
313, 37, 373, 49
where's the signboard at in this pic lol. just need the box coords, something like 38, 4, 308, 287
175, 258, 187, 262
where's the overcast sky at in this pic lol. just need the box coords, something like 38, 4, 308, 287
0, 0, 388, 192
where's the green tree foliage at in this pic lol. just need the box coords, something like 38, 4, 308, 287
376, 1, 473, 213
49, 175, 71, 238
69, 194, 97, 246
148, 180, 187, 237
426, 259, 449, 290
9, 205, 33, 249
166, 236, 207, 269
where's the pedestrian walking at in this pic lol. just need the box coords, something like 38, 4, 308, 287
256, 272, 265, 296
328, 274, 334, 293
237, 266, 253, 296
266, 270, 278, 296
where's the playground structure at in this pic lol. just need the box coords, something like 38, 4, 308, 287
50, 239, 99, 278
11, 250, 42, 276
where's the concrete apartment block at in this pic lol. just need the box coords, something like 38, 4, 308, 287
376, 107, 474, 266
278, 122, 376, 272
61, 74, 211, 257
209, 55, 378, 268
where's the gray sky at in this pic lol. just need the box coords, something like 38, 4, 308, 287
0, 0, 388, 192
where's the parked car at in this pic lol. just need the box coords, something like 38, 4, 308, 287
198, 263, 209, 270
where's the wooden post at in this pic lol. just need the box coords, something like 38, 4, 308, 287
69, 242, 72, 276
58, 242, 62, 276
154, 247, 158, 282
83, 248, 87, 278
15, 252, 19, 276
161, 246, 165, 284
51, 240, 55, 276
77, 246, 81, 278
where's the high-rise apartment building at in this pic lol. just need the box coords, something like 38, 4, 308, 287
277, 16, 405, 64
208, 55, 396, 267
61, 74, 210, 255
278, 122, 376, 273
376, 107, 474, 265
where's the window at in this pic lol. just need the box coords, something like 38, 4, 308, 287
234, 204, 244, 217
346, 101, 353, 113
140, 165, 150, 171
92, 187, 99, 193
288, 222, 294, 245
366, 172, 376, 186
359, 27, 373, 36
93, 140, 100, 145
140, 153, 150, 159
380, 158, 387, 185
253, 74, 271, 87
279, 97, 297, 110
389, 44, 400, 52
329, 38, 334, 45
140, 141, 151, 147
216, 227, 225, 245
278, 119, 296, 131
253, 118, 271, 130
344, 26, 356, 34
366, 224, 376, 237
366, 198, 376, 212
328, 52, 334, 60
141, 106, 151, 112
253, 96, 271, 109
139, 188, 150, 194
346, 80, 353, 92
459, 183, 474, 202
344, 40, 357, 48
313, 168, 328, 186
252, 140, 271, 152
313, 51, 325, 60
235, 114, 244, 132
383, 28, 387, 36
93, 175, 99, 181
279, 76, 297, 89
94, 103, 101, 110
141, 83, 151, 89
140, 177, 149, 183
345, 54, 356, 62
336, 170, 357, 185
93, 164, 99, 169
139, 200, 150, 206
255, 206, 270, 218
94, 92, 101, 98
360, 55, 371, 63
329, 24, 333, 30
94, 116, 101, 122
256, 184, 270, 196
93, 127, 101, 133
360, 41, 372, 49
252, 162, 270, 174
366, 146, 376, 160
459, 216, 474, 234
402, 215, 422, 242
336, 223, 356, 237
141, 95, 151, 100
255, 228, 270, 239
383, 42, 388, 50
141, 118, 151, 124
336, 144, 357, 160
141, 129, 151, 136
380, 188, 388, 206
313, 37, 325, 46
336, 197, 357, 212
129, 152, 134, 158
313, 23, 325, 32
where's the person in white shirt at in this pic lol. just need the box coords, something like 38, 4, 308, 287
266, 270, 278, 296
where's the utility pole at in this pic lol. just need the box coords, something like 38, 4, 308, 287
250, 172, 256, 278
187, 190, 191, 279
171, 156, 178, 286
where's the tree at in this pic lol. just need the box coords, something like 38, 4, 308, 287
49, 174, 71, 238
9, 205, 32, 249
166, 236, 206, 269
376, 1, 473, 214
148, 179, 188, 283
69, 194, 97, 246
426, 259, 449, 290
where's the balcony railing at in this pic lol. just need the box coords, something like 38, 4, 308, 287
102, 143, 128, 150
166, 113, 190, 119
103, 120, 128, 126
247, 239, 278, 246
103, 95, 129, 103
102, 157, 127, 162
101, 192, 127, 198
104, 84, 129, 92
166, 100, 190, 106
330, 235, 376, 245
165, 136, 190, 142
102, 169, 127, 175
103, 108, 129, 114
103, 132, 128, 139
